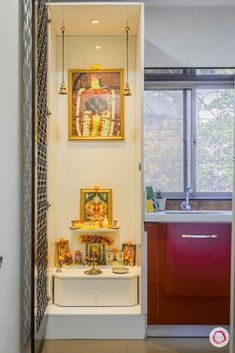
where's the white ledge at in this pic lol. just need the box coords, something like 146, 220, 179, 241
53, 266, 140, 279
145, 210, 232, 223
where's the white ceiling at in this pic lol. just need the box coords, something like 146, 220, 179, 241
49, 0, 235, 36
49, 4, 142, 36
49, 0, 235, 7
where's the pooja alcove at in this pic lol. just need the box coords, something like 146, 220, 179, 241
45, 2, 146, 339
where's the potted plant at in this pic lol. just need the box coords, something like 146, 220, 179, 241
154, 189, 166, 211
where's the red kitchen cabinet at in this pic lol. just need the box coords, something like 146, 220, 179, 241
145, 222, 231, 325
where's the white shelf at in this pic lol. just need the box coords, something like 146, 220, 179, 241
53, 266, 140, 279
70, 227, 120, 234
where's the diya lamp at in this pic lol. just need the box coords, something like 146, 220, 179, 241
71, 220, 82, 228
112, 220, 119, 228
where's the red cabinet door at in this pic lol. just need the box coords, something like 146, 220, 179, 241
146, 222, 231, 325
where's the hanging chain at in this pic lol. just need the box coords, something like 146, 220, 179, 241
126, 26, 130, 85
61, 26, 65, 83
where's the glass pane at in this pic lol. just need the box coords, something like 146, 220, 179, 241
196, 68, 235, 75
144, 90, 184, 193
196, 88, 234, 192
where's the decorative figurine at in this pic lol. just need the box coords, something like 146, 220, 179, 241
56, 255, 65, 272
66, 252, 73, 265
74, 250, 82, 265
102, 215, 109, 228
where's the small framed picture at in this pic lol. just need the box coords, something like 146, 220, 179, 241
54, 240, 70, 266
106, 251, 123, 266
80, 188, 112, 223
122, 243, 136, 266
87, 242, 104, 265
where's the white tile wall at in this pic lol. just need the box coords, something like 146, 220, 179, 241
0, 0, 21, 351
145, 7, 235, 67
47, 35, 141, 265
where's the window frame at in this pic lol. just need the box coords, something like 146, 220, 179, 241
144, 68, 235, 200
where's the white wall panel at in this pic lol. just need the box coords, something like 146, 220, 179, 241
145, 7, 235, 67
0, 0, 21, 352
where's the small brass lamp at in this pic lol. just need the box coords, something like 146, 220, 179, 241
124, 25, 131, 96
59, 25, 67, 95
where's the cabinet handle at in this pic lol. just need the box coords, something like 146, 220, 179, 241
181, 234, 217, 239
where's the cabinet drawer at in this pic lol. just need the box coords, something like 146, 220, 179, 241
146, 222, 231, 325
165, 223, 231, 297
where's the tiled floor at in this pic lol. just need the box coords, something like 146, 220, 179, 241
42, 338, 229, 353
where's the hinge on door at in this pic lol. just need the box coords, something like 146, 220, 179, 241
138, 163, 141, 171
46, 108, 52, 117
47, 201, 52, 210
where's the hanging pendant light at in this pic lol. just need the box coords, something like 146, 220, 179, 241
59, 25, 67, 95
124, 25, 131, 96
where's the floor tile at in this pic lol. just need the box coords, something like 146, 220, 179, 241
42, 338, 229, 353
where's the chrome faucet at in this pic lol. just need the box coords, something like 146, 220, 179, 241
181, 186, 193, 210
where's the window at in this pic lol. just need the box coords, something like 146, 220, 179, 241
144, 90, 184, 193
144, 68, 235, 198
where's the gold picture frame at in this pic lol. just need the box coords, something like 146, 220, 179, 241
80, 188, 112, 223
54, 240, 70, 266
68, 69, 124, 140
122, 243, 136, 266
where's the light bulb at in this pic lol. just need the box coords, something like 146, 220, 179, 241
91, 19, 100, 24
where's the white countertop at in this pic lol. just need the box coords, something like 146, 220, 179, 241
53, 266, 140, 279
145, 210, 232, 223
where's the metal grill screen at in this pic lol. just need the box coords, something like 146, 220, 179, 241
36, 0, 48, 332
22, 0, 33, 346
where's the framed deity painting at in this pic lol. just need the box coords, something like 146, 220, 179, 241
68, 69, 124, 140
54, 240, 70, 266
80, 188, 112, 223
122, 243, 136, 266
